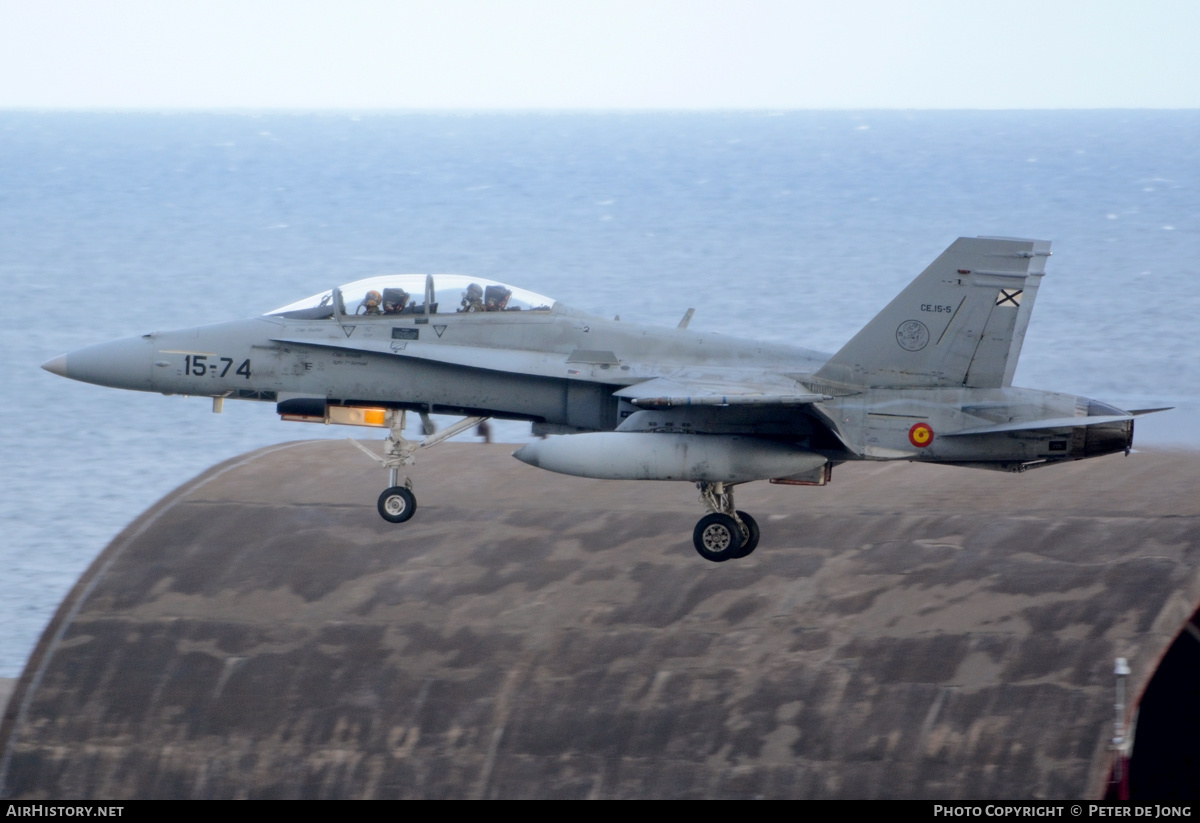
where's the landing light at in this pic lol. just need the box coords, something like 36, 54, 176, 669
281, 405, 389, 428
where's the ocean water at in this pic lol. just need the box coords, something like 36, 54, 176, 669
2, 111, 1197, 677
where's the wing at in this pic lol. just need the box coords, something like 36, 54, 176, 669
611, 371, 846, 459
515, 371, 838, 483
613, 374, 830, 408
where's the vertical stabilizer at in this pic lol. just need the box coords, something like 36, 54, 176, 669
815, 237, 1050, 388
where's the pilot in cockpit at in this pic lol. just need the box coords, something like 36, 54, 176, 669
356, 290, 383, 315
382, 288, 410, 314
484, 285, 512, 311
459, 283, 484, 313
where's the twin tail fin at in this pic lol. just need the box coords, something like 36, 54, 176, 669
815, 237, 1050, 389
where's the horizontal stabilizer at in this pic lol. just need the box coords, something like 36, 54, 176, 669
943, 414, 1133, 437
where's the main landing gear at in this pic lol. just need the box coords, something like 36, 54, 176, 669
350, 409, 489, 524
693, 481, 759, 563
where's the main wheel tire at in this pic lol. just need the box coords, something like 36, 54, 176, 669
731, 511, 760, 558
693, 513, 743, 563
377, 486, 417, 523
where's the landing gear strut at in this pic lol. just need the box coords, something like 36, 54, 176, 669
349, 409, 489, 524
693, 481, 760, 562
376, 410, 419, 522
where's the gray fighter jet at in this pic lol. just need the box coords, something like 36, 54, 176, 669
43, 237, 1165, 562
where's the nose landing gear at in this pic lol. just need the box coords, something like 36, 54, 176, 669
349, 410, 489, 524
693, 482, 760, 562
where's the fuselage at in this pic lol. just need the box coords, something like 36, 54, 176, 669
46, 274, 1132, 473
48, 305, 823, 430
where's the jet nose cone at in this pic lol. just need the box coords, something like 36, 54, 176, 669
44, 336, 154, 390
42, 354, 68, 377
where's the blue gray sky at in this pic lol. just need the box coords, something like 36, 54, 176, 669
2, 0, 1197, 109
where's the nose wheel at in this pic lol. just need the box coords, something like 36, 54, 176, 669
692, 482, 760, 562
378, 484, 417, 523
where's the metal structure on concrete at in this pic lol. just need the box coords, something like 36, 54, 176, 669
2, 442, 1198, 799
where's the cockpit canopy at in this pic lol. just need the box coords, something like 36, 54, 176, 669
267, 275, 556, 319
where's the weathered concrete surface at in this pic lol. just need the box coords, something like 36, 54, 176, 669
2, 441, 1198, 799
0, 682, 12, 724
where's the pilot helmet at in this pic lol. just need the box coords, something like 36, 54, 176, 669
362, 290, 382, 309
465, 283, 483, 301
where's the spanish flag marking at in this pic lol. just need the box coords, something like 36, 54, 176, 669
909, 422, 934, 448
